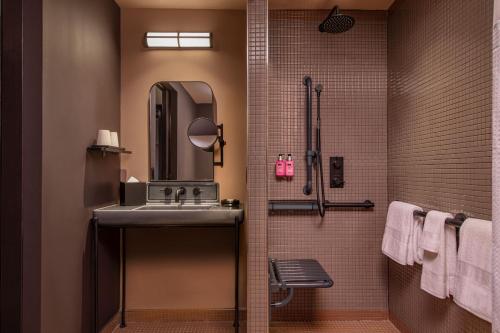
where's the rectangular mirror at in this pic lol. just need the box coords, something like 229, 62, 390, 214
149, 81, 216, 181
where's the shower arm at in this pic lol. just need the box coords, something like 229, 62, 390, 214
325, 6, 339, 19
320, 6, 339, 26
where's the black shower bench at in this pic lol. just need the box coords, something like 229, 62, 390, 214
269, 258, 333, 308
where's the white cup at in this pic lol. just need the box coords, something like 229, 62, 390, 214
110, 132, 120, 148
96, 130, 112, 146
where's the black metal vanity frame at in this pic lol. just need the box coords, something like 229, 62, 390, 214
92, 216, 243, 333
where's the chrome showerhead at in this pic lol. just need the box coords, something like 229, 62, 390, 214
319, 6, 355, 33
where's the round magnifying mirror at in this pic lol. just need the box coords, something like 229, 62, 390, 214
188, 117, 219, 151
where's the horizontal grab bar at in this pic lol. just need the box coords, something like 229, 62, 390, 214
324, 200, 375, 209
268, 200, 374, 212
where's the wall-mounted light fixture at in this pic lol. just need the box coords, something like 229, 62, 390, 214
145, 32, 212, 49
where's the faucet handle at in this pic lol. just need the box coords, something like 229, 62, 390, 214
162, 188, 173, 195
193, 187, 203, 196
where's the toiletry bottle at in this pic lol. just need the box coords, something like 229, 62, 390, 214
285, 154, 295, 178
276, 154, 286, 177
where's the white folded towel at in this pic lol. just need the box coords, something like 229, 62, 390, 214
382, 201, 423, 265
420, 210, 456, 299
453, 218, 492, 322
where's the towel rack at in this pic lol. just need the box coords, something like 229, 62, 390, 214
413, 210, 467, 249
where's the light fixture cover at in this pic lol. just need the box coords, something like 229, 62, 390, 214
145, 32, 212, 49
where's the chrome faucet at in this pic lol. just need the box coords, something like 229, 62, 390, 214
175, 187, 186, 203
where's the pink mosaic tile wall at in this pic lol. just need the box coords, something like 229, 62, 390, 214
267, 10, 389, 320
493, 18, 500, 333
247, 0, 270, 331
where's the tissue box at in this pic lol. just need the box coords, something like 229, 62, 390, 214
120, 182, 147, 206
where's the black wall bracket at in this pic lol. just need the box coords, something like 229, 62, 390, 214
330, 157, 345, 188
213, 124, 226, 167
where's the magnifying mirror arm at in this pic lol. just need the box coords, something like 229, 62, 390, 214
213, 124, 226, 167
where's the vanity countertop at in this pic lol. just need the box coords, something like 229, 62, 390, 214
93, 204, 244, 227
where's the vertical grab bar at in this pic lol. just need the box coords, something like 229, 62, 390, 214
303, 76, 313, 195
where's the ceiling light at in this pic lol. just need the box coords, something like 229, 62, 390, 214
145, 32, 212, 49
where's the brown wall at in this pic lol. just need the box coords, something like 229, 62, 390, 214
42, 0, 122, 332
387, 0, 493, 332
494, 3, 500, 331
268, 10, 388, 320
120, 9, 247, 309
493, 11, 500, 333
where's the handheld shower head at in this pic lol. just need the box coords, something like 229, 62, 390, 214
319, 6, 355, 33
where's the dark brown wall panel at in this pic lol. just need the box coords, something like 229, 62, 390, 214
268, 10, 388, 320
42, 0, 121, 332
387, 0, 493, 332
1, 0, 42, 331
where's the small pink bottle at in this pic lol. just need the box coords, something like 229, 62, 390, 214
276, 154, 286, 177
285, 154, 295, 178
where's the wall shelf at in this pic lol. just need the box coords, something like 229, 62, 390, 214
87, 145, 132, 157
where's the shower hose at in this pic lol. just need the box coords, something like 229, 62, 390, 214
315, 84, 327, 217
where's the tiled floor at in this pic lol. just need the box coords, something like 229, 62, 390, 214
111, 320, 400, 333
270, 321, 400, 332
111, 321, 236, 333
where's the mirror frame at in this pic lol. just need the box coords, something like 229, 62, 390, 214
147, 81, 217, 182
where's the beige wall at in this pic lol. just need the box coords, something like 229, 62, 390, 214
42, 0, 122, 332
121, 9, 247, 309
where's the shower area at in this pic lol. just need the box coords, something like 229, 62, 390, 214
267, 5, 389, 322
247, 0, 494, 332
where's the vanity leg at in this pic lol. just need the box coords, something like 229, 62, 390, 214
120, 228, 127, 328
234, 218, 240, 332
93, 219, 99, 333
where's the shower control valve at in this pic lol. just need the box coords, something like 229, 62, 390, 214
330, 156, 345, 188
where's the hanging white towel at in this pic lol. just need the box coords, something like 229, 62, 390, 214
420, 210, 456, 299
412, 215, 425, 265
453, 218, 492, 323
382, 201, 423, 265
446, 225, 458, 296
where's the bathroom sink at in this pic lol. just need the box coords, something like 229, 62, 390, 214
93, 203, 244, 227
136, 204, 216, 211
